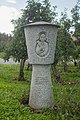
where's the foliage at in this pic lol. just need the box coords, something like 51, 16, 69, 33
70, 0, 80, 61
71, 0, 80, 24
0, 52, 5, 58
22, 0, 57, 23
59, 10, 75, 58
53, 10, 75, 72
71, 0, 80, 40
4, 28, 27, 62
0, 33, 12, 52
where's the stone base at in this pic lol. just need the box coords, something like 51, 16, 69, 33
29, 65, 54, 109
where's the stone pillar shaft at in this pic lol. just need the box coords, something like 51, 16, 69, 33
29, 65, 53, 109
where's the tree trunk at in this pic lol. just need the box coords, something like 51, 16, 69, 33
18, 59, 25, 81
26, 64, 32, 71
52, 63, 57, 75
63, 58, 68, 72
51, 63, 60, 83
74, 60, 77, 66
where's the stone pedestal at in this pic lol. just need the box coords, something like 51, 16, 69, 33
24, 21, 59, 109
29, 65, 53, 109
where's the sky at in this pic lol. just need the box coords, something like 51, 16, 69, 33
0, 0, 77, 34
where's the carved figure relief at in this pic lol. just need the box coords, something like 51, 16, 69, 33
35, 31, 49, 57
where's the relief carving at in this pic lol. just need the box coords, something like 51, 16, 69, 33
35, 31, 49, 57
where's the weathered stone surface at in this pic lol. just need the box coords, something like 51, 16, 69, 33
24, 21, 59, 109
29, 65, 54, 109
24, 22, 58, 64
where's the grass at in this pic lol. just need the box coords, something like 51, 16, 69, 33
56, 65, 80, 82
0, 64, 80, 120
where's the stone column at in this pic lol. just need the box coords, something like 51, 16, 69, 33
29, 65, 53, 109
24, 21, 59, 109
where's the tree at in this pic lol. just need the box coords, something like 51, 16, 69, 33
71, 0, 80, 39
71, 1, 80, 23
0, 33, 12, 52
4, 0, 57, 80
55, 10, 75, 72
71, 0, 80, 66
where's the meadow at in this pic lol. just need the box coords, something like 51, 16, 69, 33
0, 64, 80, 120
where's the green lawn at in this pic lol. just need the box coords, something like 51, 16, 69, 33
0, 64, 80, 120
